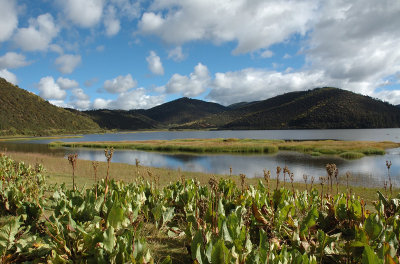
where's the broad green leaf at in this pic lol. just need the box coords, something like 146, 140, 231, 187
191, 230, 203, 260
211, 239, 231, 264
362, 245, 383, 264
0, 216, 21, 252
102, 226, 115, 252
365, 213, 383, 241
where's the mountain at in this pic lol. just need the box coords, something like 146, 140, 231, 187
85, 97, 228, 129
223, 87, 400, 129
83, 109, 158, 130
142, 97, 227, 125
0, 78, 100, 136
176, 87, 400, 129
397, 104, 400, 109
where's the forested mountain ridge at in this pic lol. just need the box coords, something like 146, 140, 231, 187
0, 78, 100, 136
175, 88, 400, 129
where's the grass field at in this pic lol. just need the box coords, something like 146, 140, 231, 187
48, 138, 400, 159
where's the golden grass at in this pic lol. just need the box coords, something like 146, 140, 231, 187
49, 138, 400, 159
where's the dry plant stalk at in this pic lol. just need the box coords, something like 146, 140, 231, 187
104, 147, 114, 198
67, 154, 78, 191
290, 172, 295, 198
386, 160, 392, 196
276, 166, 281, 190
92, 161, 99, 199
319, 176, 325, 209
229, 167, 232, 177
325, 163, 337, 194
135, 158, 140, 177
283, 166, 289, 188
263, 169, 271, 197
303, 174, 308, 192
240, 173, 246, 193
311, 176, 315, 190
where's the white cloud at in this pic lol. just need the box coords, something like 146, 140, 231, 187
84, 78, 98, 87
55, 54, 82, 74
305, 0, 400, 97
207, 68, 327, 105
0, 0, 18, 42
138, 0, 318, 54
13, 13, 59, 51
37, 76, 67, 100
165, 63, 210, 97
58, 0, 104, 28
70, 88, 91, 109
260, 50, 274, 58
103, 74, 137, 93
168, 46, 185, 61
0, 69, 17, 84
50, 44, 64, 54
0, 52, 31, 69
56, 77, 79, 90
48, 100, 71, 108
110, 0, 141, 19
104, 5, 120, 36
146, 51, 164, 75
93, 98, 112, 109
94, 88, 164, 110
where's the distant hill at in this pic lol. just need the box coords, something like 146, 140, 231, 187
223, 87, 400, 129
176, 88, 400, 130
83, 109, 158, 130
142, 97, 227, 125
85, 97, 228, 129
0, 78, 100, 136
397, 104, 400, 109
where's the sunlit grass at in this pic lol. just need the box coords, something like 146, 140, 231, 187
49, 138, 400, 159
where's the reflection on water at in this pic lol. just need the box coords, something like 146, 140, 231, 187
71, 147, 400, 188
19, 128, 400, 144
2, 128, 400, 188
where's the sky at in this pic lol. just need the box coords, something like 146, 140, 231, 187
0, 0, 400, 110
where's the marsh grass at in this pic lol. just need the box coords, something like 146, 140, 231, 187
49, 138, 400, 159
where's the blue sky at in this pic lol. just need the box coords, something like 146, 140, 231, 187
0, 0, 399, 110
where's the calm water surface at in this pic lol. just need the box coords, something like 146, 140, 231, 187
2, 129, 400, 187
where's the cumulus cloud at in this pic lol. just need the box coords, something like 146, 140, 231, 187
58, 0, 104, 28
37, 76, 67, 100
0, 0, 18, 42
110, 0, 141, 19
104, 5, 120, 36
55, 54, 82, 74
92, 98, 112, 109
0, 69, 17, 84
260, 50, 274, 58
305, 0, 400, 96
165, 63, 210, 97
146, 51, 164, 75
138, 0, 318, 54
56, 77, 79, 90
0, 52, 31, 69
93, 88, 164, 110
103, 74, 137, 93
168, 46, 185, 61
70, 88, 91, 109
13, 13, 59, 51
207, 68, 327, 105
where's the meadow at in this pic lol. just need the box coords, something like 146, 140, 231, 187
1, 148, 400, 263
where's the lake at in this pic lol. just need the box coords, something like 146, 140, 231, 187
2, 129, 400, 187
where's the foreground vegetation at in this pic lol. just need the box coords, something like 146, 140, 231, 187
49, 138, 400, 159
1, 153, 400, 263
